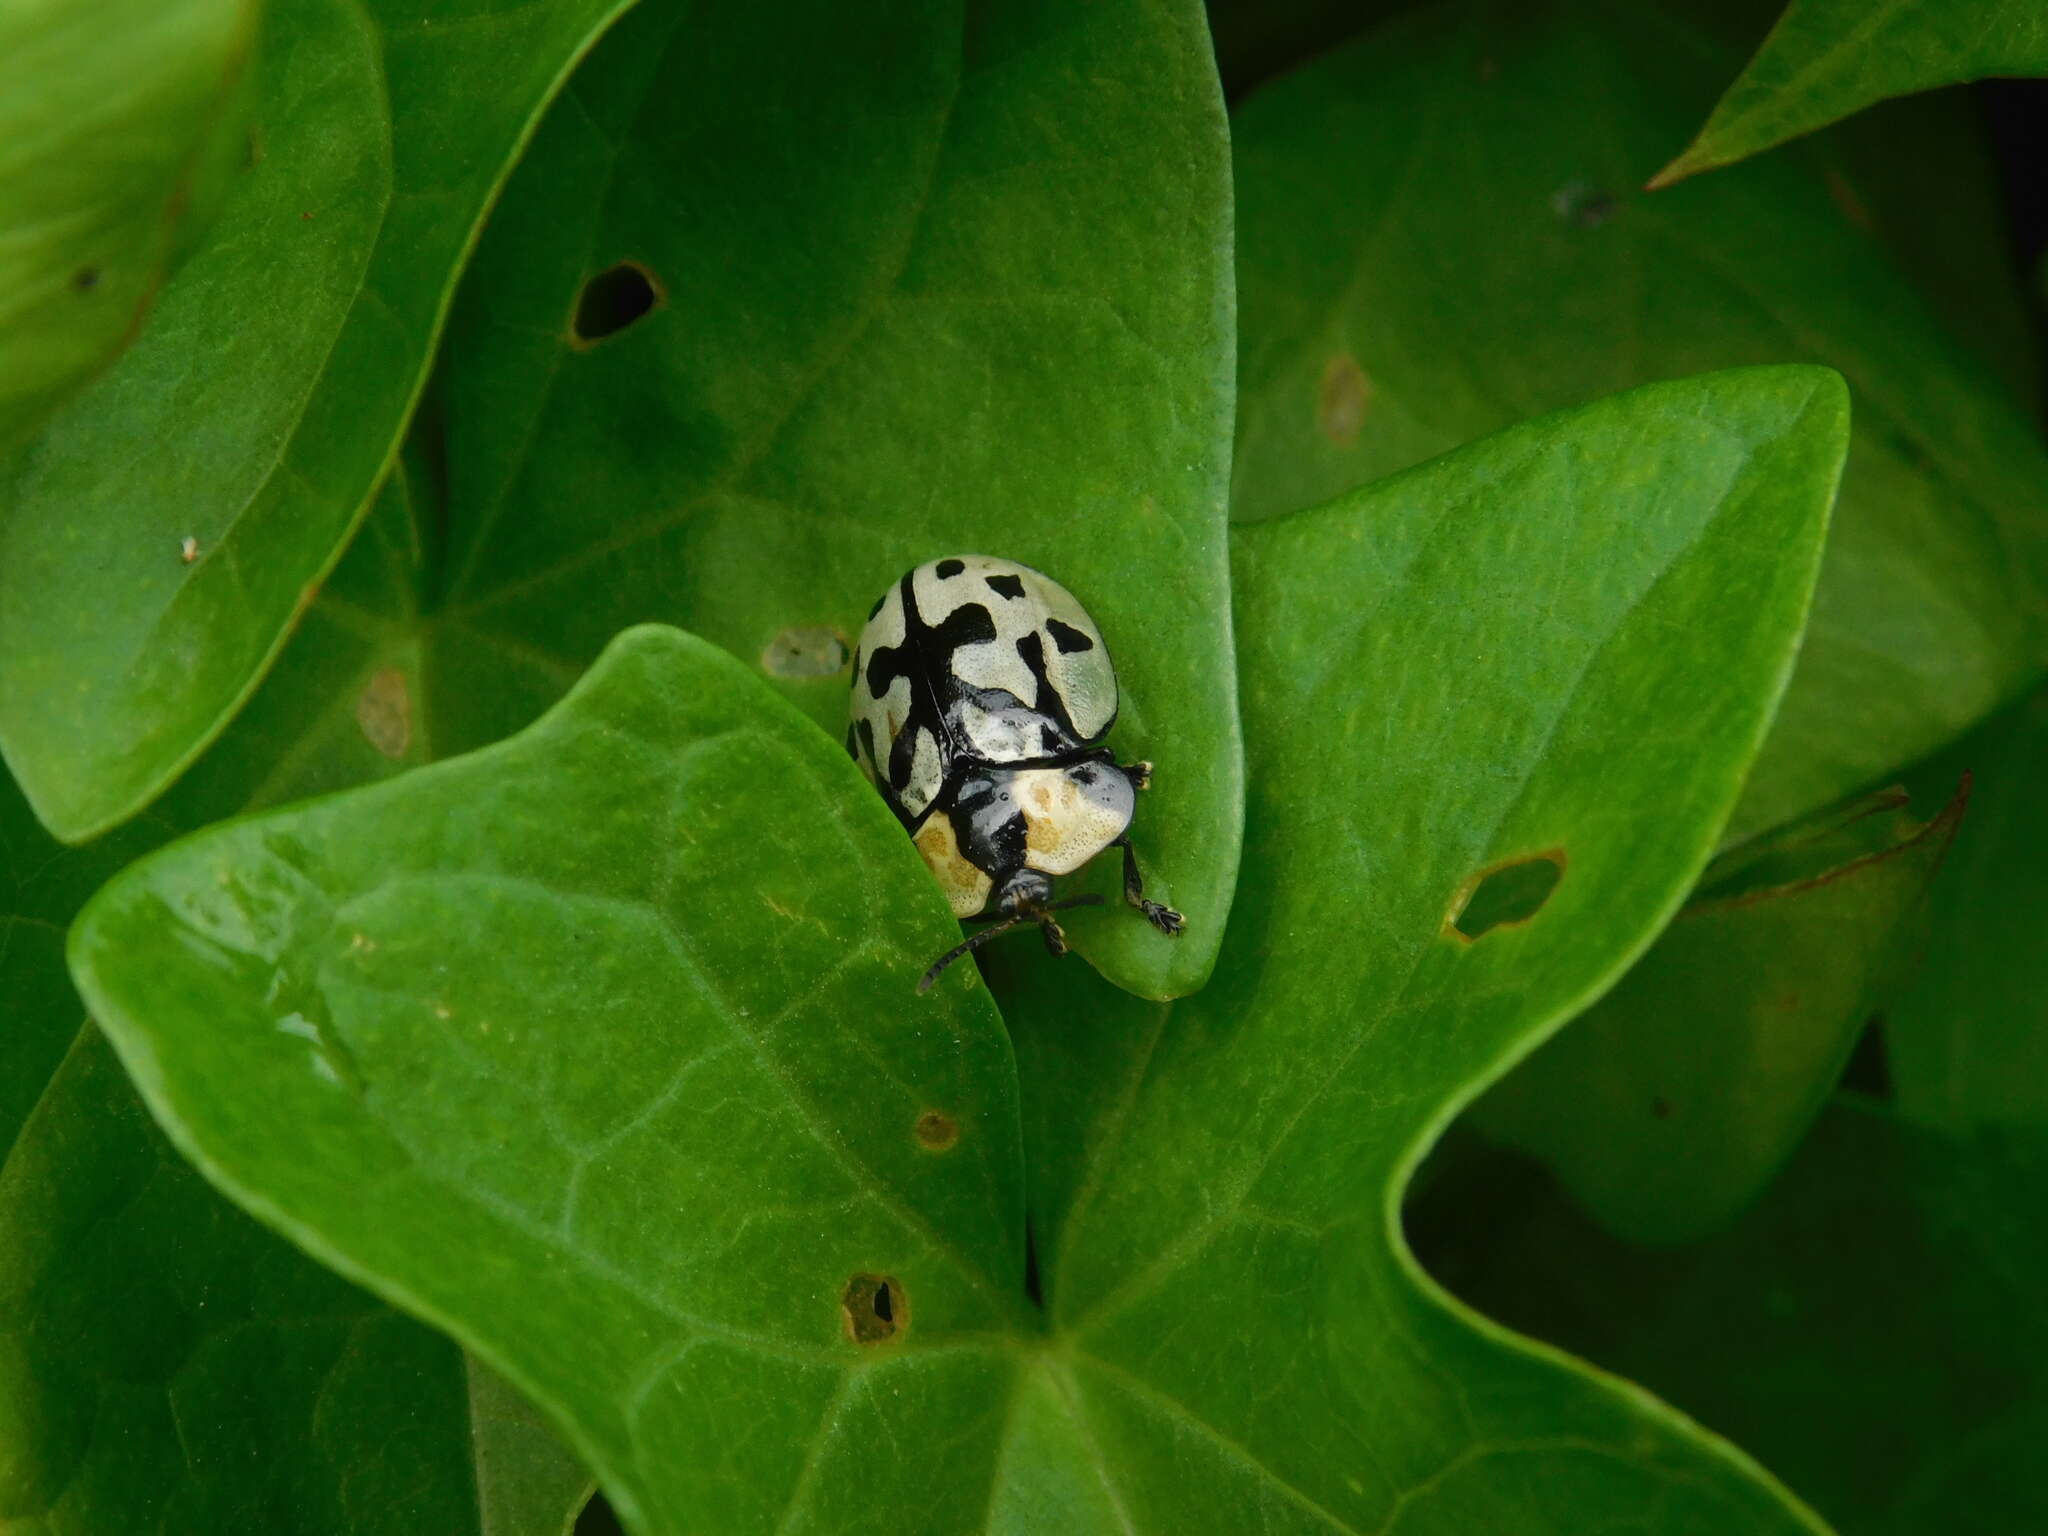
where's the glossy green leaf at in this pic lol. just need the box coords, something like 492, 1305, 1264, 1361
2, 478, 591, 1536
0, 0, 258, 449
1887, 686, 2048, 1128
1230, 1, 2048, 843
75, 370, 1843, 1531
1420, 1101, 2048, 1536
0, 0, 641, 843
998, 368, 1846, 1530
428, 0, 1240, 1000
71, 368, 1847, 1533
1472, 782, 1964, 1243
74, 626, 1029, 1534
1654, 0, 2048, 187
468, 1357, 600, 1536
0, 1026, 590, 1535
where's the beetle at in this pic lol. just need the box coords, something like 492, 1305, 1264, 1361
848, 555, 1182, 991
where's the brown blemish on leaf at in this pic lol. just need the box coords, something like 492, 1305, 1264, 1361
1317, 353, 1372, 445
356, 667, 412, 759
1823, 168, 1873, 232
1550, 181, 1617, 228
1444, 848, 1567, 943
914, 1110, 959, 1152
760, 626, 849, 678
1695, 776, 1970, 916
840, 1273, 906, 1344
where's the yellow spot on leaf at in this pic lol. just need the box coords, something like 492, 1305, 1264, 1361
357, 667, 412, 759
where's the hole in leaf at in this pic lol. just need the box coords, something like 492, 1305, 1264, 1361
840, 1273, 906, 1344
1317, 352, 1371, 444
760, 625, 849, 678
1446, 849, 1565, 941
571, 260, 662, 345
914, 1109, 959, 1151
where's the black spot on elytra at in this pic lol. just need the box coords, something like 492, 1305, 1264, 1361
844, 723, 859, 759
935, 558, 966, 579
855, 717, 879, 770
1014, 631, 1083, 743
888, 724, 932, 791
866, 597, 994, 705
867, 593, 885, 620
986, 573, 1026, 601
1046, 617, 1094, 654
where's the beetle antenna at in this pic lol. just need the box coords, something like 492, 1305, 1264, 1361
916, 894, 1105, 993
918, 916, 1026, 992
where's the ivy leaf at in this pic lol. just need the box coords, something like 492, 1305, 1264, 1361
1470, 782, 1965, 1243
1420, 1101, 2048, 1535
1653, 0, 2048, 187
427, 0, 1240, 1000
1003, 367, 1846, 1531
1230, 0, 2048, 843
1886, 686, 2048, 1128
74, 368, 1844, 1531
73, 626, 1027, 1534
0, 480, 592, 1536
0, 0, 259, 449
0, 0, 640, 843
0, 1026, 591, 1536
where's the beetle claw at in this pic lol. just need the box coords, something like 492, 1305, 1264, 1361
1140, 900, 1185, 936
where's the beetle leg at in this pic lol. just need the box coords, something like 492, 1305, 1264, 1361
915, 893, 1103, 992
1115, 835, 1185, 935
1122, 759, 1154, 792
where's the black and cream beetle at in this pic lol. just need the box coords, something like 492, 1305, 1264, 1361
848, 555, 1183, 991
